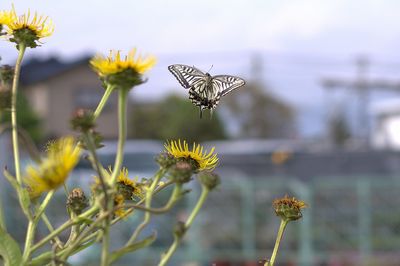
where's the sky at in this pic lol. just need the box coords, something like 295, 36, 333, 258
1, 0, 400, 136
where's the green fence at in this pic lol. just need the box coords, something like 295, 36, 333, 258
3, 175, 400, 265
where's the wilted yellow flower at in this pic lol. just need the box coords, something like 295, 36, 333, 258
164, 140, 218, 171
273, 195, 307, 221
90, 49, 156, 89
4, 6, 54, 48
24, 136, 81, 198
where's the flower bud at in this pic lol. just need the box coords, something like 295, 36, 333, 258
198, 171, 220, 190
70, 108, 95, 132
168, 161, 193, 184
272, 195, 307, 221
67, 188, 88, 215
155, 152, 177, 169
173, 221, 187, 238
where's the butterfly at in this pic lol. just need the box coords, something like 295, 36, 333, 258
168, 64, 246, 118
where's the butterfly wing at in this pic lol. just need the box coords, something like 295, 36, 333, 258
212, 75, 246, 96
168, 64, 207, 89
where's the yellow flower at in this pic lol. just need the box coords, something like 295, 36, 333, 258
113, 194, 128, 218
273, 195, 308, 221
24, 136, 81, 198
91, 49, 156, 76
164, 140, 218, 171
114, 167, 143, 200
4, 6, 54, 48
90, 49, 156, 89
0, 10, 16, 26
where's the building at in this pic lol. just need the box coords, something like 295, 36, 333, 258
371, 98, 400, 150
20, 56, 132, 139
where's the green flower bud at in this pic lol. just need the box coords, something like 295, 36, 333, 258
155, 152, 177, 169
198, 171, 220, 190
173, 221, 187, 238
168, 161, 194, 184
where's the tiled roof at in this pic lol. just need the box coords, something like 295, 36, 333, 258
20, 55, 91, 86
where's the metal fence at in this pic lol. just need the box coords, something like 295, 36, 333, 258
2, 167, 400, 265
59, 175, 400, 266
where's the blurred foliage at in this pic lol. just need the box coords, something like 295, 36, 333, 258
0, 92, 43, 143
129, 94, 226, 142
222, 82, 295, 138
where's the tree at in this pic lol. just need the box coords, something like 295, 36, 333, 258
130, 94, 227, 143
221, 82, 295, 138
0, 64, 43, 144
328, 110, 351, 147
1, 92, 43, 143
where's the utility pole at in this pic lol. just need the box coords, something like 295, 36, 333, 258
321, 56, 400, 147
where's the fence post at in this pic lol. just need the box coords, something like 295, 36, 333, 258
241, 180, 256, 261
357, 179, 371, 264
289, 180, 313, 266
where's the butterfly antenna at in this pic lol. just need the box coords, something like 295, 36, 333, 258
207, 65, 214, 73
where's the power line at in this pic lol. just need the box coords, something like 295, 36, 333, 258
321, 56, 400, 144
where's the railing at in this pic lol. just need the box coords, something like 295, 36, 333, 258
2, 164, 400, 265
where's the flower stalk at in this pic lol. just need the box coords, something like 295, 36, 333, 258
11, 43, 25, 185
22, 190, 55, 264
127, 169, 166, 245
93, 84, 114, 120
158, 184, 210, 266
265, 219, 289, 266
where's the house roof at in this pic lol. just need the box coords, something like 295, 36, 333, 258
20, 55, 92, 86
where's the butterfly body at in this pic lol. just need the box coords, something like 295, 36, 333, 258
168, 64, 245, 117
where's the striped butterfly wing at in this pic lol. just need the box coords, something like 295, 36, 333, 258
168, 64, 207, 89
212, 75, 246, 97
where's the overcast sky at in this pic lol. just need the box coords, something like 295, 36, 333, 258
1, 0, 400, 136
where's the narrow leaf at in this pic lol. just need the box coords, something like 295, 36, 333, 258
109, 232, 157, 263
0, 227, 22, 266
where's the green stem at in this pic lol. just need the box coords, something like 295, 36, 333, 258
93, 85, 114, 120
184, 187, 209, 228
22, 190, 54, 264
158, 185, 210, 266
31, 205, 98, 252
75, 180, 175, 247
0, 191, 5, 231
121, 183, 181, 214
11, 44, 26, 185
109, 88, 128, 185
41, 213, 63, 248
83, 132, 109, 206
127, 169, 165, 245
100, 88, 128, 266
265, 219, 289, 266
60, 209, 111, 261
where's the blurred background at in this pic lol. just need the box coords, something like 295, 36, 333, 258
2, 0, 400, 265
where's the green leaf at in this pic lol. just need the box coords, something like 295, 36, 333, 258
109, 232, 157, 263
3, 169, 19, 191
3, 169, 31, 218
0, 227, 22, 266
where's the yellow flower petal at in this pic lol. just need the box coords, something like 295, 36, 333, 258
164, 140, 218, 171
